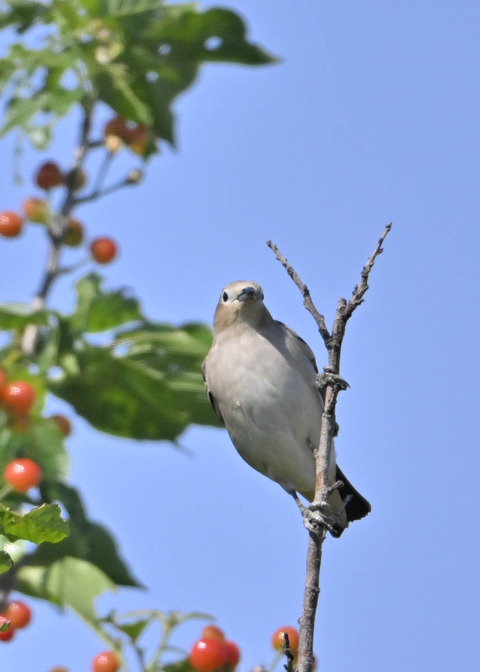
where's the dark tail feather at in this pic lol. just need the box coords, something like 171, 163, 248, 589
336, 465, 371, 523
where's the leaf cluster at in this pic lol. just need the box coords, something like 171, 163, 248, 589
0, 0, 275, 148
0, 272, 220, 594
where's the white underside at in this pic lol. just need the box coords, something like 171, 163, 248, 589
205, 323, 335, 500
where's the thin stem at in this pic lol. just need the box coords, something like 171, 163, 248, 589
266, 240, 331, 343
74, 174, 133, 205
21, 102, 95, 356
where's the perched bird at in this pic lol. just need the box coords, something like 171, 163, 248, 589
202, 280, 370, 536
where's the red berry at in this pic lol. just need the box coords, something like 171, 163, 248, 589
224, 641, 241, 669
0, 616, 14, 642
90, 237, 118, 264
5, 601, 32, 629
0, 211, 23, 238
271, 626, 300, 654
91, 650, 120, 672
35, 161, 64, 189
22, 197, 49, 223
2, 381, 36, 414
104, 116, 130, 142
0, 369, 6, 391
3, 458, 42, 493
189, 639, 228, 672
64, 217, 84, 247
201, 625, 225, 642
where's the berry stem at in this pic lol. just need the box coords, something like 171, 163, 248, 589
21, 102, 94, 356
74, 173, 134, 205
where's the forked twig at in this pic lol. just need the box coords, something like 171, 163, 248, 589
267, 223, 392, 672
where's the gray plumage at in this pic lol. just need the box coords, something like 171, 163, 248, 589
202, 281, 370, 536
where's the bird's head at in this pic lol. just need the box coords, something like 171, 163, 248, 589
213, 281, 272, 333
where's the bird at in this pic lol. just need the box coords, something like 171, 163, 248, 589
202, 280, 371, 537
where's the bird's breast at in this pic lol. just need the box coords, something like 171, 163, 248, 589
206, 329, 323, 497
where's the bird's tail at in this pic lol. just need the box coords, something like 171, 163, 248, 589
336, 465, 371, 524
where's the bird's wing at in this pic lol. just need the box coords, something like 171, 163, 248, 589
275, 320, 319, 374
201, 357, 224, 424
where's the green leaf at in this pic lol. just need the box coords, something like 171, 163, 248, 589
0, 1, 50, 32
146, 7, 276, 66
49, 322, 220, 440
24, 122, 54, 149
28, 482, 141, 587
114, 617, 151, 642
17, 556, 116, 623
163, 659, 197, 672
91, 4, 275, 144
0, 550, 13, 574
105, 0, 168, 18
0, 418, 70, 483
0, 533, 26, 565
0, 303, 49, 329
71, 273, 143, 333
0, 503, 69, 544
0, 87, 83, 138
0, 1, 274, 149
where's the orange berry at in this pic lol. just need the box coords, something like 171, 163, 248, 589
5, 601, 32, 629
0, 369, 6, 391
271, 626, 300, 655
91, 650, 120, 672
35, 161, 64, 189
3, 458, 42, 493
22, 197, 49, 223
0, 211, 23, 238
90, 237, 118, 264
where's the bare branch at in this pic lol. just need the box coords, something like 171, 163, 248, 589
344, 222, 392, 320
267, 240, 331, 343
267, 223, 392, 672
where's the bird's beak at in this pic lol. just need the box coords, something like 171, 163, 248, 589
237, 286, 256, 302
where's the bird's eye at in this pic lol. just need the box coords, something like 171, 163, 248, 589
222, 291, 228, 302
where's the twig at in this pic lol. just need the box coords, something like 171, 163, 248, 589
73, 174, 134, 205
282, 632, 296, 672
266, 241, 331, 344
20, 104, 94, 356
267, 223, 392, 672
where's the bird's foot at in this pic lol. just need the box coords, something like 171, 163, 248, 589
316, 369, 350, 393
292, 493, 338, 536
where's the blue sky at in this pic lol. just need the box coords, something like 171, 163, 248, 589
1, 1, 480, 670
